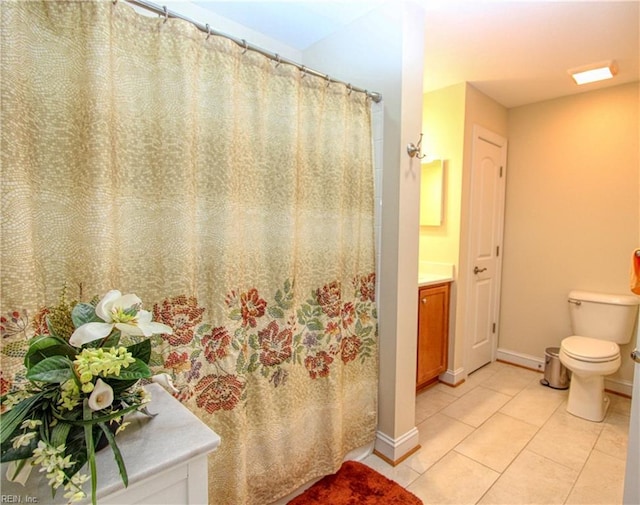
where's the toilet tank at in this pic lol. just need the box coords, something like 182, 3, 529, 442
568, 290, 640, 343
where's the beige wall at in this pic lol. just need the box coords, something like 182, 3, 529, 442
421, 84, 507, 377
501, 82, 639, 385
420, 83, 466, 265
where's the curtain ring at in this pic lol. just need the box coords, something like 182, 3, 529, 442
206, 23, 211, 39
326, 74, 331, 87
300, 65, 307, 78
241, 39, 248, 54
112, 0, 118, 5
274, 54, 281, 67
162, 5, 168, 23
347, 84, 353, 95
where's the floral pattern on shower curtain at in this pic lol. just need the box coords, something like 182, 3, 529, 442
0, 1, 378, 504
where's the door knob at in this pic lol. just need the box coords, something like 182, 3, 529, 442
632, 350, 640, 364
473, 266, 487, 274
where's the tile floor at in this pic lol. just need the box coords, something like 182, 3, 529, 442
361, 361, 631, 505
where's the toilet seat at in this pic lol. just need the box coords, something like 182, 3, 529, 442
561, 336, 619, 363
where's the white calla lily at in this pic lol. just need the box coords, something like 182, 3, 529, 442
69, 290, 173, 347
151, 373, 179, 394
88, 379, 114, 411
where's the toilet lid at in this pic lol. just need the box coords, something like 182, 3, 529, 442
562, 336, 620, 362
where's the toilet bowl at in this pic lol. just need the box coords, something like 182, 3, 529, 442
559, 336, 620, 421
558, 290, 639, 422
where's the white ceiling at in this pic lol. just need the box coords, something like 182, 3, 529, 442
193, 1, 640, 108
423, 1, 639, 107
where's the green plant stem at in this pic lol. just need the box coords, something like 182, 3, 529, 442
82, 400, 98, 505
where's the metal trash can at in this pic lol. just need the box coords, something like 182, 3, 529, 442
540, 347, 570, 390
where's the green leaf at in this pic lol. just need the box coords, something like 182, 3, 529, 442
26, 356, 73, 383
275, 280, 294, 310
58, 402, 142, 426
197, 323, 212, 336
45, 318, 61, 340
83, 400, 98, 505
236, 350, 246, 372
97, 330, 120, 349
108, 379, 138, 396
148, 349, 164, 368
268, 306, 284, 319
24, 335, 76, 368
71, 303, 100, 328
306, 319, 323, 332
126, 339, 151, 364
248, 352, 260, 373
98, 423, 128, 487
0, 392, 45, 445
50, 421, 72, 448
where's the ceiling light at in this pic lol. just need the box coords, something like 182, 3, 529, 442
569, 61, 618, 85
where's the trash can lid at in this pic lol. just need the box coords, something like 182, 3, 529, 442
545, 347, 560, 357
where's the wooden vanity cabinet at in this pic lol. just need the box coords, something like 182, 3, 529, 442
416, 282, 450, 390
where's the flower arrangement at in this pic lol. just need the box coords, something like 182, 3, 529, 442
0, 289, 173, 504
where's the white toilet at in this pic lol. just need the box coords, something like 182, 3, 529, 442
559, 290, 639, 422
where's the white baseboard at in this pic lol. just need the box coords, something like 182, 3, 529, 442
497, 347, 633, 397
438, 367, 466, 386
374, 427, 420, 464
604, 377, 633, 397
496, 348, 544, 372
345, 441, 375, 462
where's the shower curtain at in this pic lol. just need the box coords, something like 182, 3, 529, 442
0, 1, 378, 503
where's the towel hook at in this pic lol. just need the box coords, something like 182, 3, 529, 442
407, 133, 426, 159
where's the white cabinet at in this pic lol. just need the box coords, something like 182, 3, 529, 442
1, 384, 220, 505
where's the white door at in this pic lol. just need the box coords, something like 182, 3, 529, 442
465, 126, 507, 374
623, 345, 640, 504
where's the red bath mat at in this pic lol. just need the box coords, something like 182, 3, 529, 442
287, 460, 423, 505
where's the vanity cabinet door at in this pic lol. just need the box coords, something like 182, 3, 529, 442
416, 283, 450, 390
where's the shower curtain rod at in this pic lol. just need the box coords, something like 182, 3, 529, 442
123, 0, 382, 103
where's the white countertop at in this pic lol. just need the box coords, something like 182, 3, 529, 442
419, 262, 454, 287
418, 273, 454, 287
1, 383, 221, 504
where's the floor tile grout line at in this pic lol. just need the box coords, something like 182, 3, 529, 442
471, 394, 552, 504
560, 420, 613, 505
411, 367, 551, 501
405, 362, 629, 505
